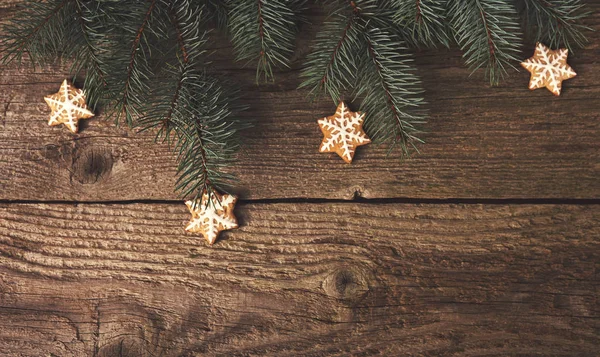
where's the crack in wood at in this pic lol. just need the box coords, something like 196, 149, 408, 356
0, 197, 599, 206
1, 93, 12, 127
93, 301, 100, 357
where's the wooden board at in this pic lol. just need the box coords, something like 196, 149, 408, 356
0, 4, 599, 201
0, 202, 598, 356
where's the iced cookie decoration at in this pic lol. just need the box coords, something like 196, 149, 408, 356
185, 191, 239, 245
44, 80, 95, 133
318, 102, 371, 163
521, 42, 577, 96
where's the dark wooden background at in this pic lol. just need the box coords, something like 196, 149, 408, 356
0, 1, 598, 356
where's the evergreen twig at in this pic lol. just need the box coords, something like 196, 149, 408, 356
514, 0, 590, 51
137, 0, 248, 201
0, 0, 71, 66
228, 0, 304, 82
298, 1, 360, 103
67, 0, 110, 109
392, 0, 450, 47
358, 26, 425, 155
449, 0, 523, 85
301, 0, 425, 156
106, 0, 165, 127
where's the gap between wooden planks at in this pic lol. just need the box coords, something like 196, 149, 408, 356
0, 4, 598, 201
0, 202, 599, 356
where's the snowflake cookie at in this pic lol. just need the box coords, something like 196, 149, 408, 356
318, 102, 371, 163
185, 191, 238, 245
44, 80, 94, 133
521, 42, 577, 96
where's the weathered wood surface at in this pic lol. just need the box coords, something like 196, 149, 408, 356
0, 202, 598, 356
0, 4, 599, 201
1, 1, 599, 356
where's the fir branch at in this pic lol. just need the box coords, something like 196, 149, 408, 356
299, 0, 385, 102
137, 0, 247, 201
66, 0, 110, 109
0, 0, 72, 66
302, 0, 425, 154
298, 7, 360, 103
515, 0, 590, 51
106, 0, 166, 127
172, 74, 246, 199
450, 0, 522, 85
228, 0, 302, 82
392, 0, 449, 47
358, 26, 425, 155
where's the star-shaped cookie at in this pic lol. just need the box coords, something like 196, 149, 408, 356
318, 102, 371, 163
185, 191, 239, 245
44, 79, 94, 133
521, 42, 577, 96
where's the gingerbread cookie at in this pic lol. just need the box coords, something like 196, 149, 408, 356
44, 80, 94, 133
185, 191, 238, 245
318, 102, 371, 163
521, 42, 577, 96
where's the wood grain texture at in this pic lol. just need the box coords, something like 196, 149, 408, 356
0, 202, 598, 356
0, 4, 598, 201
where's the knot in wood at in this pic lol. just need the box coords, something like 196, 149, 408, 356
71, 146, 114, 184
322, 266, 370, 301
98, 338, 145, 357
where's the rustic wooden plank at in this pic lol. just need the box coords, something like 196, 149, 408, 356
0, 202, 598, 356
0, 4, 599, 201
